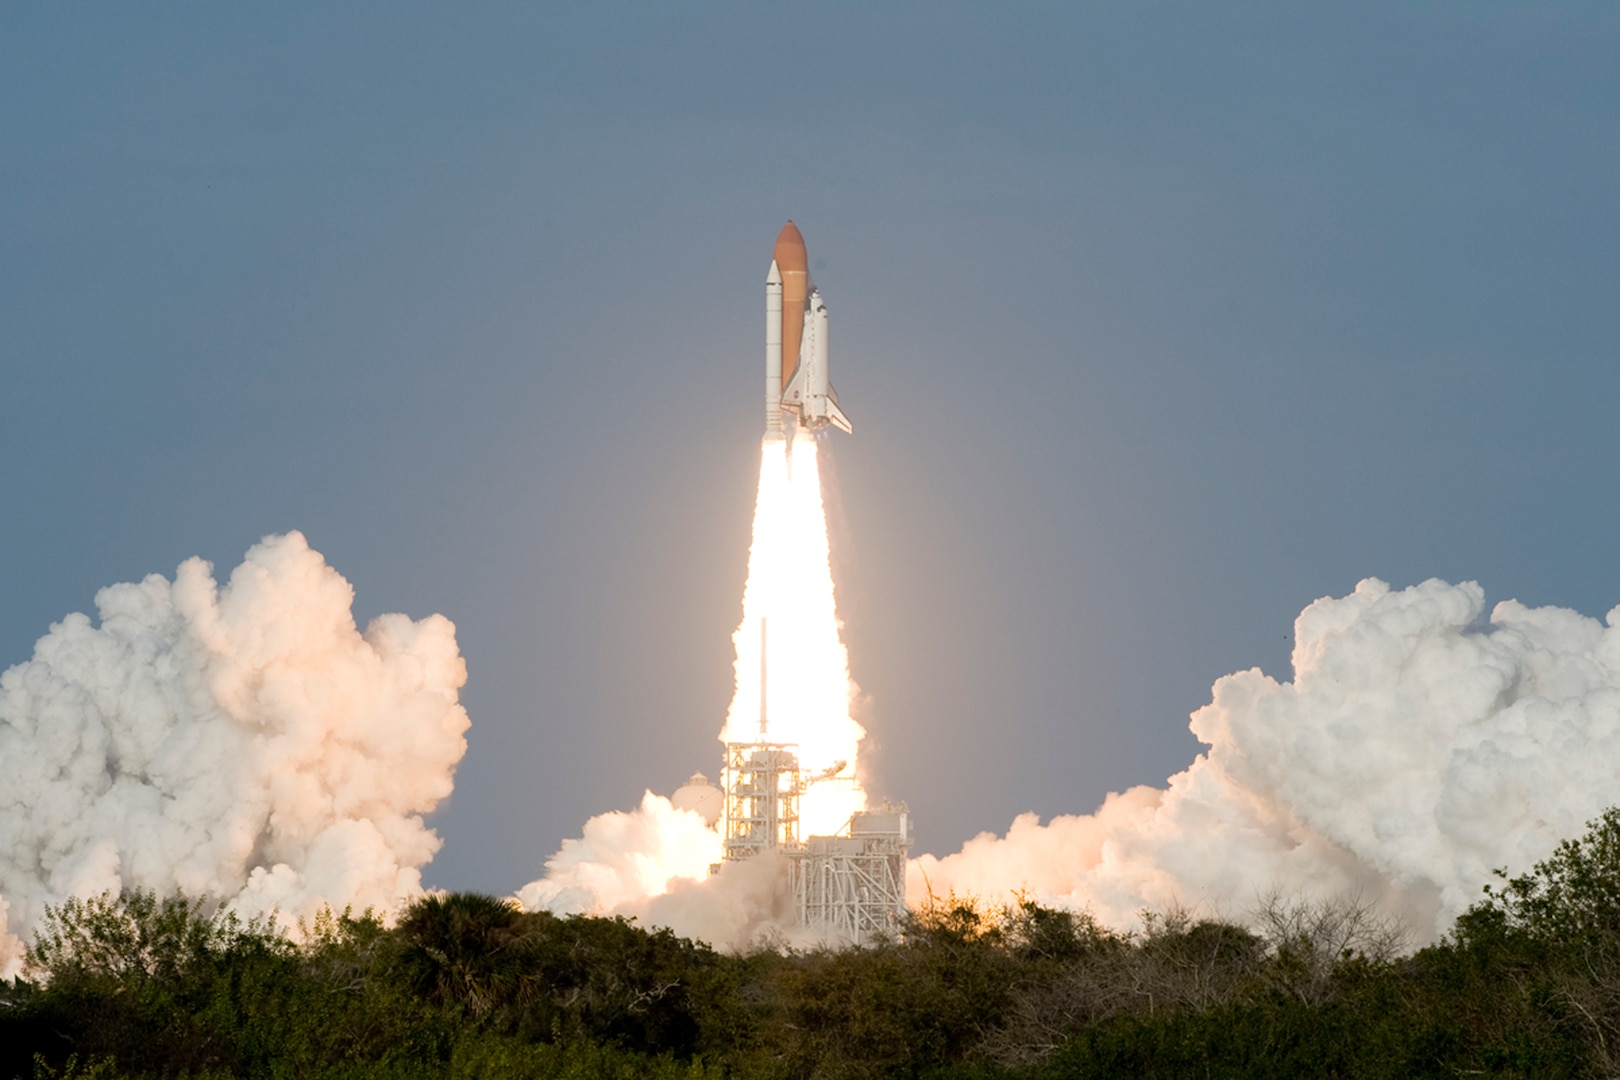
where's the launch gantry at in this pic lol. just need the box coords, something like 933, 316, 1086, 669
721, 742, 803, 861
716, 732, 911, 946
788, 803, 911, 945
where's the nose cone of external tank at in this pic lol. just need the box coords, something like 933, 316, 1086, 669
772, 221, 807, 272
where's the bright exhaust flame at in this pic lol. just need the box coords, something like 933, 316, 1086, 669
721, 435, 865, 837
518, 433, 866, 926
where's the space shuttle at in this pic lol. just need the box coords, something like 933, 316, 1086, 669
764, 221, 851, 438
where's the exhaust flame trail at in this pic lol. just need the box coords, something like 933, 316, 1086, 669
520, 434, 866, 928
722, 435, 866, 836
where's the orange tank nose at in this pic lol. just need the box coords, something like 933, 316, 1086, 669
773, 221, 809, 388
772, 221, 807, 272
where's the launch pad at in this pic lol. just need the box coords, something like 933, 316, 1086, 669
715, 736, 911, 946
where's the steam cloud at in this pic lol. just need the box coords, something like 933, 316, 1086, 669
23, 528, 1601, 958
0, 532, 469, 977
916, 577, 1620, 940
517, 795, 796, 950
516, 793, 721, 916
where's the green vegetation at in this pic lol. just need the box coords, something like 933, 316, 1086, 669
13, 811, 1620, 1077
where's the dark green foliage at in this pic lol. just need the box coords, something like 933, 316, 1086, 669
6, 894, 453, 1079
12, 893, 301, 1075
394, 891, 536, 1018
393, 892, 734, 1055
1480, 807, 1620, 946
1444, 806, 1620, 1074
15, 812, 1620, 1078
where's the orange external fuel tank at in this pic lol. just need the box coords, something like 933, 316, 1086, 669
773, 221, 809, 389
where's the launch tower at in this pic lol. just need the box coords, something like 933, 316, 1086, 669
721, 742, 802, 860
717, 731, 910, 944
790, 804, 911, 945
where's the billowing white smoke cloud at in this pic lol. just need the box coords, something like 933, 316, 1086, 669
516, 793, 721, 916
0, 532, 469, 976
915, 578, 1620, 940
517, 798, 793, 949
517, 794, 794, 950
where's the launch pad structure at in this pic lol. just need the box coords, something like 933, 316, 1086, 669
789, 805, 911, 944
717, 737, 911, 946
721, 742, 802, 862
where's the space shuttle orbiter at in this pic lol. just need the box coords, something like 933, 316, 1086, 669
764, 221, 851, 438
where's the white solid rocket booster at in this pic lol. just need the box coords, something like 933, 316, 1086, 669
765, 261, 783, 436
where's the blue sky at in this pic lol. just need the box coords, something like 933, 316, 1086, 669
3, 3, 1618, 893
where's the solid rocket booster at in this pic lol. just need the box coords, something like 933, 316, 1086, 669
766, 261, 783, 434
764, 221, 851, 437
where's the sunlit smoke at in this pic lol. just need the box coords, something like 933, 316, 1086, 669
515, 793, 722, 915
912, 577, 1620, 942
721, 435, 866, 834
0, 533, 470, 977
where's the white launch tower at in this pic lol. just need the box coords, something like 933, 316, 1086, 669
717, 734, 911, 945
721, 742, 802, 861
788, 803, 911, 945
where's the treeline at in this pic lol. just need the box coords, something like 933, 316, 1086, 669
9, 810, 1620, 1078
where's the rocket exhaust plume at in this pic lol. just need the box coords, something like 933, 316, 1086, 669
721, 435, 866, 835
519, 433, 867, 938
521, 222, 1620, 952
0, 532, 470, 978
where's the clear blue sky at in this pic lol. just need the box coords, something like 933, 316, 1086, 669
3, 3, 1617, 894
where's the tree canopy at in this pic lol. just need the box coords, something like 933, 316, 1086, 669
10, 812, 1620, 1077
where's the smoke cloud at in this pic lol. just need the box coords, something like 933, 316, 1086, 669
915, 577, 1620, 941
0, 532, 469, 976
515, 793, 722, 917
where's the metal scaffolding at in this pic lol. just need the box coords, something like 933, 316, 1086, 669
721, 742, 803, 862
787, 806, 911, 945
717, 731, 912, 945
